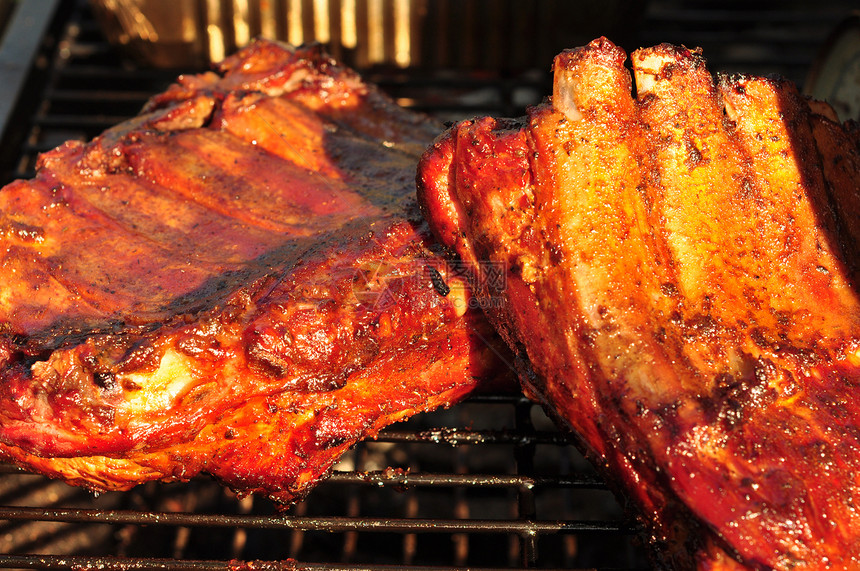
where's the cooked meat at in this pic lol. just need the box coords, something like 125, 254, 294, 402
418, 37, 860, 569
0, 39, 509, 504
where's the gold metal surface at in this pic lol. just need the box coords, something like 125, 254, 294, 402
90, 0, 648, 71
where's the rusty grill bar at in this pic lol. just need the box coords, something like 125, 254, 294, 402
1, 1, 857, 569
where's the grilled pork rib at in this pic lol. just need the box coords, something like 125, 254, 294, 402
418, 37, 860, 569
0, 40, 508, 504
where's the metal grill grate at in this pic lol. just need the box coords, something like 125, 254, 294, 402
0, 0, 857, 569
0, 397, 644, 570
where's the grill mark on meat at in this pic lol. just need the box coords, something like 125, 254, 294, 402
125, 130, 376, 231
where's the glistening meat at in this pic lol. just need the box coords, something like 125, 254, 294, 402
418, 37, 860, 569
0, 40, 508, 504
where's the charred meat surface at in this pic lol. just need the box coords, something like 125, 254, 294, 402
418, 37, 860, 569
0, 39, 508, 504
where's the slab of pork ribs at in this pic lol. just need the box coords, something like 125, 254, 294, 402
0, 40, 508, 504
418, 37, 860, 569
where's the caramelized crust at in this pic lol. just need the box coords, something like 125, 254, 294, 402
0, 40, 509, 504
418, 37, 860, 569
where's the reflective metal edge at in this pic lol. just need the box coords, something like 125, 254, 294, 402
0, 0, 63, 147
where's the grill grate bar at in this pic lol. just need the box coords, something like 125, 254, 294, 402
0, 554, 578, 571
42, 64, 182, 80
46, 88, 160, 103
0, 506, 636, 535
31, 114, 132, 130
645, 7, 851, 24
376, 428, 571, 446
326, 470, 608, 489
0, 556, 248, 571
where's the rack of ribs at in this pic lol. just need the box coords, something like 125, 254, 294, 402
0, 39, 510, 504
418, 37, 860, 569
